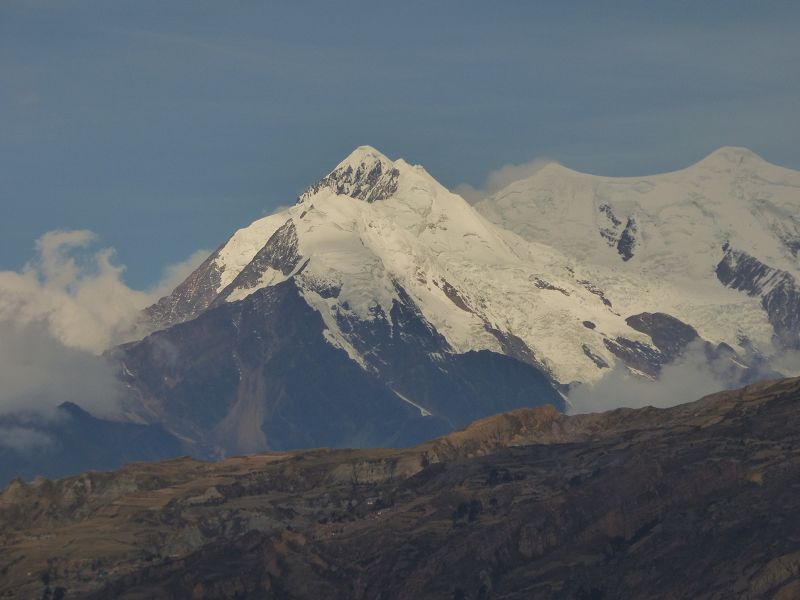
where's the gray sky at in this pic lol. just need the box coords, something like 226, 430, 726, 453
2, 0, 799, 287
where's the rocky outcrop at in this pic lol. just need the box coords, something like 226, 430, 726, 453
298, 154, 400, 204
625, 312, 699, 362
598, 204, 637, 261
603, 336, 663, 377
582, 343, 610, 369
143, 245, 226, 328
716, 244, 800, 349
616, 216, 637, 261
214, 219, 306, 302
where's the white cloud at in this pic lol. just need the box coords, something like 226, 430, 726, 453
0, 230, 206, 353
0, 320, 125, 418
566, 340, 783, 414
0, 230, 208, 418
454, 158, 555, 204
763, 349, 800, 377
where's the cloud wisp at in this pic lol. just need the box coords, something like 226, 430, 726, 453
454, 158, 555, 204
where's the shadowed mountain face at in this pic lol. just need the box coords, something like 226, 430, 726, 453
0, 403, 183, 488
2, 377, 800, 599
114, 279, 563, 457
716, 244, 800, 349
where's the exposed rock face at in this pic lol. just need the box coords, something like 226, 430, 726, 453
232, 218, 302, 277
598, 204, 637, 261
214, 219, 306, 303
334, 281, 561, 423
143, 246, 226, 328
582, 343, 610, 369
616, 216, 637, 261
603, 336, 663, 377
2, 377, 800, 599
625, 312, 699, 362
716, 245, 800, 349
298, 148, 400, 204
484, 326, 542, 369
577, 279, 613, 307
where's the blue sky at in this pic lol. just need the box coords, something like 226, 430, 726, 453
2, 1, 799, 288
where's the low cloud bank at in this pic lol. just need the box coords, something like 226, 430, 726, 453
0, 321, 124, 418
0, 230, 206, 422
567, 340, 797, 414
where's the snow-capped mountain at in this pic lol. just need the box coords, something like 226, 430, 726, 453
116, 145, 800, 456
144, 146, 654, 385
475, 146, 800, 355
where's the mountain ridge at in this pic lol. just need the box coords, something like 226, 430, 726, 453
3, 376, 799, 599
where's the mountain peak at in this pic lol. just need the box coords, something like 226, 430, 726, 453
334, 145, 393, 171
299, 145, 401, 204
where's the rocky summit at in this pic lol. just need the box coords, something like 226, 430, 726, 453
2, 376, 800, 599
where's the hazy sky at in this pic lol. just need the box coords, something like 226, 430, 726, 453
2, 1, 799, 287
